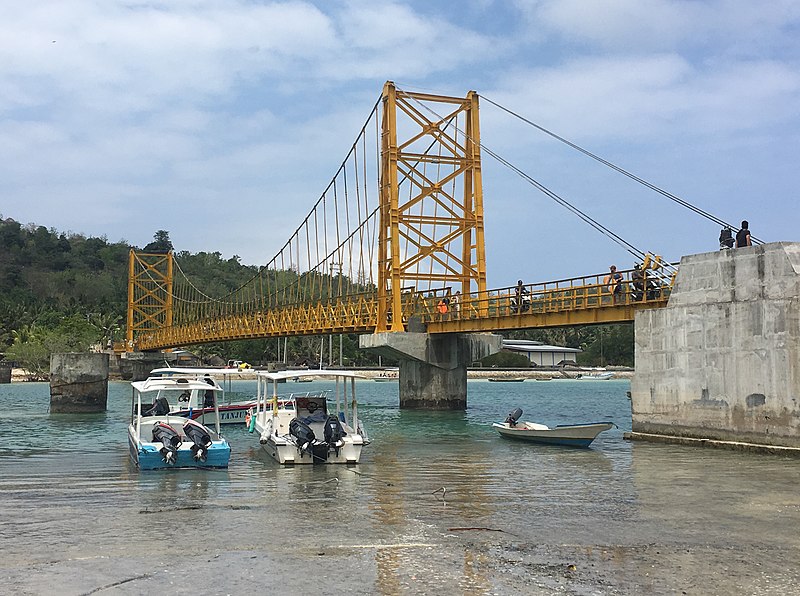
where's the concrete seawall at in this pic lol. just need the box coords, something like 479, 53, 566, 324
631, 242, 800, 450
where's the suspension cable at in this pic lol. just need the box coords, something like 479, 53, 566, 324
480, 95, 763, 245
401, 91, 678, 273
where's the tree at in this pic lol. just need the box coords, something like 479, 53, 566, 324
143, 230, 173, 253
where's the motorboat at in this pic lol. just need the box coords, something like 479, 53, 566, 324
248, 370, 369, 465
128, 376, 231, 470
150, 367, 270, 425
576, 372, 614, 380
492, 408, 613, 448
487, 377, 525, 382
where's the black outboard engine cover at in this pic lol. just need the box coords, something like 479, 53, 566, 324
152, 422, 181, 464
183, 419, 213, 462
505, 408, 523, 427
323, 415, 345, 443
323, 415, 346, 456
289, 418, 316, 448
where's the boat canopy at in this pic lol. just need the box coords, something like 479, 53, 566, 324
254, 369, 366, 382
131, 376, 222, 393
150, 367, 252, 377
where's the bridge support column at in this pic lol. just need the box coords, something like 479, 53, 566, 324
630, 242, 800, 452
119, 351, 178, 381
50, 353, 109, 413
360, 332, 502, 409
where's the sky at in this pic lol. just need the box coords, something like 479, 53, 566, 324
2, 0, 798, 286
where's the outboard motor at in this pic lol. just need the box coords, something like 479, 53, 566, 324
505, 408, 523, 427
289, 418, 317, 454
183, 419, 213, 462
323, 415, 346, 455
152, 422, 181, 464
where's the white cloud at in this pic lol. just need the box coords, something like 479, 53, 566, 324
0, 0, 797, 280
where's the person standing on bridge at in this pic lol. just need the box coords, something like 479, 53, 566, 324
604, 265, 624, 305
436, 297, 449, 319
451, 291, 461, 318
736, 220, 752, 248
513, 280, 530, 313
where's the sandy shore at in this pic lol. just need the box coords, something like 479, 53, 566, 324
6, 367, 633, 382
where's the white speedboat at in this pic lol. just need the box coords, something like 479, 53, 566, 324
128, 376, 231, 470
248, 370, 369, 465
492, 408, 613, 448
576, 372, 614, 380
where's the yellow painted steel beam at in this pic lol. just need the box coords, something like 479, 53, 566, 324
376, 81, 487, 334
125, 250, 173, 352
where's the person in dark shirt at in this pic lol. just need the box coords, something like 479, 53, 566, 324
719, 227, 734, 249
604, 265, 624, 304
736, 220, 752, 248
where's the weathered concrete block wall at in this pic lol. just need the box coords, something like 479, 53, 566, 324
632, 242, 800, 447
50, 352, 110, 413
0, 363, 11, 384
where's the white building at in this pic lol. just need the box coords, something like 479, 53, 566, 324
502, 339, 581, 367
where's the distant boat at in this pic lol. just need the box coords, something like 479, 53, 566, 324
487, 377, 525, 382
374, 375, 398, 382
535, 377, 552, 381
492, 408, 612, 448
576, 372, 614, 380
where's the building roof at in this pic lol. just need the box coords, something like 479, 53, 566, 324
502, 340, 581, 354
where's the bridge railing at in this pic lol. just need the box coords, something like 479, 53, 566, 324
414, 266, 675, 325
133, 266, 676, 349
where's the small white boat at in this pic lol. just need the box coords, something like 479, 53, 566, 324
248, 370, 369, 465
128, 376, 231, 470
487, 377, 525, 382
492, 408, 613, 448
576, 372, 614, 380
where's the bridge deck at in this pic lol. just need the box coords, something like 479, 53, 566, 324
133, 268, 672, 350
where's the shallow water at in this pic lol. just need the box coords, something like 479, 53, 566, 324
1, 379, 798, 595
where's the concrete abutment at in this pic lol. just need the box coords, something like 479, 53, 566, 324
631, 242, 800, 451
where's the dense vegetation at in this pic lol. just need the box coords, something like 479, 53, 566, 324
0, 215, 633, 377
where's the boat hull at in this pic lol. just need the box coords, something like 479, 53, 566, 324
261, 436, 364, 465
492, 422, 613, 448
576, 372, 614, 380
128, 425, 231, 470
173, 403, 255, 425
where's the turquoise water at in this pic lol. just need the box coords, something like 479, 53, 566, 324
1, 379, 799, 595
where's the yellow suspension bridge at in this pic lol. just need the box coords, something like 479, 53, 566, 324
126, 82, 675, 352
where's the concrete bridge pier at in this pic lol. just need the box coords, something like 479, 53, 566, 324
50, 353, 109, 413
120, 351, 178, 381
360, 331, 502, 409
